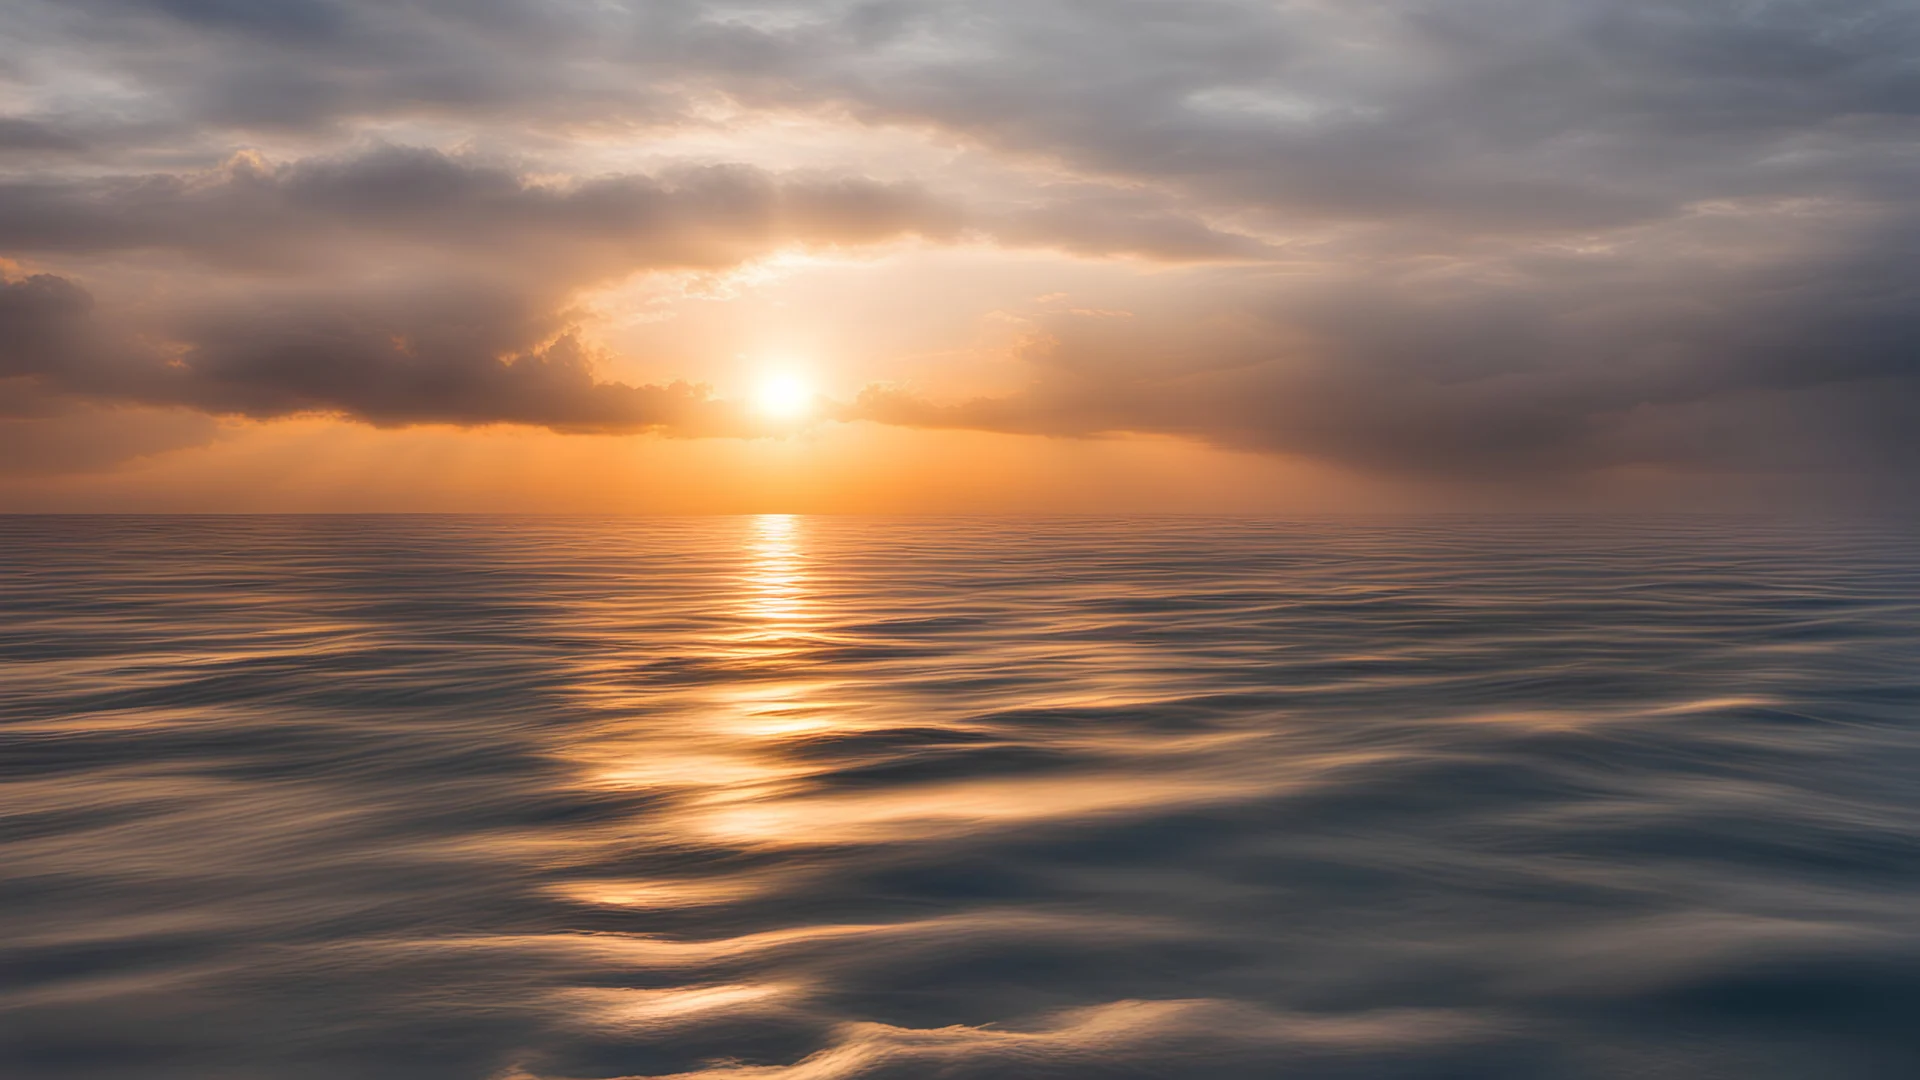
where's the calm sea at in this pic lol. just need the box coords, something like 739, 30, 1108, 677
3, 516, 1918, 1079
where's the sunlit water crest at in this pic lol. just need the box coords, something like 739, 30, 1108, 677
3, 516, 1919, 1079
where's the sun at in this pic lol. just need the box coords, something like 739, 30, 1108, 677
753, 373, 813, 420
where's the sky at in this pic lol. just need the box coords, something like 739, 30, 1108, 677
1, 0, 1917, 512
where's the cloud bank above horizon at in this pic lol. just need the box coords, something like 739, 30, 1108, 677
3, 0, 1918, 503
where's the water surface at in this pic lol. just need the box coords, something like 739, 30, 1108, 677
3, 516, 1919, 1079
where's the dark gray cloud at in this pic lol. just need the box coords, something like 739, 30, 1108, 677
0, 118, 85, 154
0, 270, 756, 437
0, 142, 1268, 277
4, 0, 676, 140
161, 284, 738, 433
0, 147, 962, 271
0, 274, 93, 381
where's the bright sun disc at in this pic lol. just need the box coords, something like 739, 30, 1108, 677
754, 374, 812, 419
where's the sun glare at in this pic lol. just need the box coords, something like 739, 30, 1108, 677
754, 374, 813, 420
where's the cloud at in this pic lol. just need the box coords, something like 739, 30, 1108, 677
0, 118, 85, 154
13, 1, 1920, 229
848, 212, 1920, 481
0, 147, 961, 272
0, 396, 218, 475
27, 2, 1913, 228
2, 0, 1918, 492
160, 285, 740, 433
0, 270, 752, 434
0, 144, 1271, 436
0, 273, 93, 381
0, 143, 1272, 273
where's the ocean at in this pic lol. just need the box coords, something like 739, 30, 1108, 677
3, 515, 1918, 1079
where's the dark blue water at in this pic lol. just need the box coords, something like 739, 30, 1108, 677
3, 516, 1919, 1079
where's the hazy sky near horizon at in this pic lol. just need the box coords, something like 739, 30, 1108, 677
2, 0, 1918, 511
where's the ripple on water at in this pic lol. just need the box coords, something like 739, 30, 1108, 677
1, 515, 1918, 1079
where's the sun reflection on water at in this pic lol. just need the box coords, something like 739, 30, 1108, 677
560, 514, 838, 848
726, 515, 834, 738
556, 515, 1261, 859
741, 514, 809, 628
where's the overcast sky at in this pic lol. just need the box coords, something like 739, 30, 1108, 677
2, 0, 1916, 510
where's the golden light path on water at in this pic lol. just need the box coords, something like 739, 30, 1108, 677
563, 514, 1260, 875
